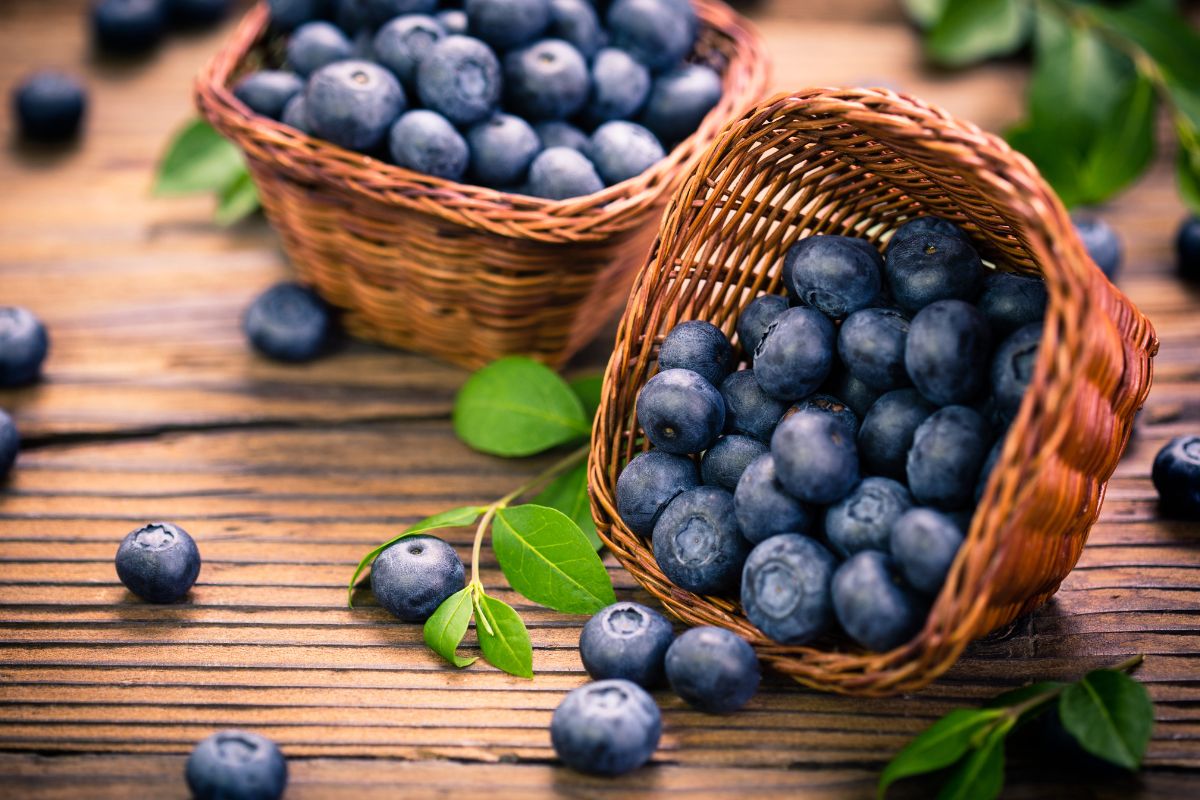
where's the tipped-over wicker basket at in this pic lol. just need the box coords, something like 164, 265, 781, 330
588, 88, 1159, 696
195, 1, 769, 369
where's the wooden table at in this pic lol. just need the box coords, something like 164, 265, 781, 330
2, 1, 1197, 797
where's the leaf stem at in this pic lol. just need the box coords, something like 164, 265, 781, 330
1004, 654, 1145, 720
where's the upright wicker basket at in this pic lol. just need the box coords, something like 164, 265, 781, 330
195, 1, 769, 369
589, 89, 1159, 696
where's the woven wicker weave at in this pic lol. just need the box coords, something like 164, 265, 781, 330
588, 89, 1159, 696
194, 1, 769, 369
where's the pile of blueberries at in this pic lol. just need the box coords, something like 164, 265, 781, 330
228, 0, 722, 199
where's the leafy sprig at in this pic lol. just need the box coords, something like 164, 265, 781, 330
349, 357, 612, 678
880, 654, 1154, 799
155, 119, 260, 225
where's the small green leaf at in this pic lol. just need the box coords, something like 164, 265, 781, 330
925, 0, 1031, 68
1077, 71, 1156, 203
902, 0, 948, 29
214, 170, 260, 226
473, 591, 533, 678
532, 462, 601, 550
155, 119, 246, 196
568, 373, 604, 421
878, 709, 1003, 798
424, 587, 477, 668
453, 357, 590, 457
492, 504, 615, 614
347, 506, 485, 606
936, 721, 1010, 800
1059, 669, 1154, 770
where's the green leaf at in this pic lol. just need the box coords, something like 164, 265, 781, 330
568, 373, 604, 422
925, 0, 1031, 67
903, 0, 948, 29
492, 504, 615, 614
473, 591, 533, 678
155, 119, 246, 196
532, 462, 601, 550
878, 709, 1003, 798
423, 587, 477, 668
1059, 669, 1154, 770
936, 722, 1010, 800
347, 506, 485, 606
214, 170, 260, 226
1179, 145, 1200, 215
1076, 71, 1156, 202
453, 357, 590, 457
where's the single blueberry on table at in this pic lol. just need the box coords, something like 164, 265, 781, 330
822, 368, 882, 419
281, 94, 313, 133
838, 307, 911, 392
977, 271, 1048, 337
467, 113, 542, 187
389, 109, 469, 181
436, 8, 468, 35
372, 15, 445, 90
587, 47, 651, 125
548, 0, 603, 59
665, 626, 759, 713
991, 323, 1041, 422
652, 486, 748, 595
701, 434, 767, 491
736, 294, 788, 358
551, 679, 661, 776
752, 306, 836, 401
734, 453, 813, 544
1072, 213, 1122, 280
884, 215, 969, 255
0, 410, 19, 479
904, 299, 992, 406
416, 35, 502, 126
616, 449, 699, 536
466, 0, 551, 51
267, 0, 330, 32
527, 146, 603, 199
832, 550, 925, 652
791, 393, 859, 437
884, 231, 983, 315
287, 21, 354, 77
719, 370, 787, 443
641, 63, 722, 145
1152, 435, 1200, 518
784, 235, 883, 319
890, 507, 964, 595
243, 282, 334, 363
115, 522, 202, 604
907, 405, 991, 510
504, 38, 590, 121
771, 408, 860, 505
13, 72, 87, 142
1178, 216, 1200, 281
857, 388, 936, 481
658, 320, 733, 387
185, 729, 287, 800
825, 477, 913, 558
92, 0, 168, 53
580, 601, 675, 687
589, 120, 665, 185
370, 534, 464, 622
534, 120, 590, 154
307, 60, 406, 151
233, 70, 305, 121
607, 0, 697, 73
741, 534, 836, 645
636, 368, 725, 454
365, 0, 438, 26
0, 307, 50, 387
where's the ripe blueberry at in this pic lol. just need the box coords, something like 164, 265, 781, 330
281, 94, 312, 133
465, 0, 551, 51
534, 120, 590, 154
370, 534, 465, 622
287, 21, 353, 76
307, 60, 406, 152
991, 323, 1041, 422
551, 679, 661, 775
890, 507, 964, 595
616, 450, 699, 536
589, 121, 665, 185
652, 486, 748, 595
752, 306, 836, 401
791, 393, 859, 437
527, 146, 604, 199
0, 307, 50, 386
907, 405, 991, 510
832, 551, 924, 652
701, 434, 767, 491
838, 307, 911, 392
822, 368, 882, 419
1152, 435, 1200, 517
0, 410, 19, 479
784, 235, 883, 319
1072, 213, 1122, 279
884, 215, 970, 253
115, 522, 202, 604
718, 370, 787, 442
905, 299, 992, 406
736, 294, 787, 358
741, 534, 836, 645
467, 112, 541, 187
659, 320, 733, 387
243, 282, 334, 363
587, 47, 651, 124
389, 109, 469, 180
504, 39, 589, 121
13, 72, 87, 142
1178, 216, 1200, 281
636, 368, 725, 454
641, 63, 721, 145
92, 0, 168, 53
607, 0, 697, 73
186, 729, 287, 800
733, 453, 814, 545
233, 70, 305, 121
416, 35, 502, 126
372, 15, 445, 90
548, 0, 603, 59
885, 231, 983, 315
665, 626, 759, 713
825, 477, 912, 558
857, 388, 935, 481
771, 408, 859, 505
580, 601, 674, 687
977, 271, 1047, 337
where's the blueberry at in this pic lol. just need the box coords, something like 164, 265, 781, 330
736, 294, 788, 357
233, 70, 305, 121
825, 477, 912, 558
467, 112, 541, 187
884, 231, 983, 315
975, 437, 1003, 502
890, 507, 964, 595
641, 63, 721, 145
436, 8, 468, 35
905, 299, 992, 406
0, 307, 50, 386
701, 435, 767, 491
838, 307, 911, 392
281, 94, 313, 133
466, 0, 550, 51
857, 388, 936, 481
0, 410, 19, 479
580, 601, 674, 687
659, 320, 733, 387
718, 370, 787, 442
527, 146, 604, 199
13, 72, 87, 142
416, 36, 502, 125
906, 405, 991, 510
1072, 213, 1122, 279
307, 60, 406, 151
977, 271, 1047, 337
822, 368, 882, 419
548, 0, 603, 59
1152, 435, 1200, 517
771, 408, 859, 504
991, 323, 1041, 422
664, 626, 759, 713
587, 47, 651, 124
365, 0, 437, 26
370, 534, 465, 622
167, 0, 232, 27
741, 534, 836, 645
372, 15, 445, 89
287, 21, 353, 76
551, 679, 661, 776
115, 522, 202, 604
884, 215, 969, 254
243, 283, 333, 363
387, 110, 468, 180
652, 486, 748, 595
791, 393, 859, 437
616, 450, 699, 536
733, 454, 814, 544
506, 39, 591, 122
1178, 216, 1200, 281
589, 121, 665, 185
832, 551, 924, 651
534, 120, 590, 154
267, 0, 330, 31
636, 368, 725, 454
92, 0, 168, 53
784, 236, 883, 320
607, 0, 697, 73
185, 730, 287, 800
752, 306, 836, 401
